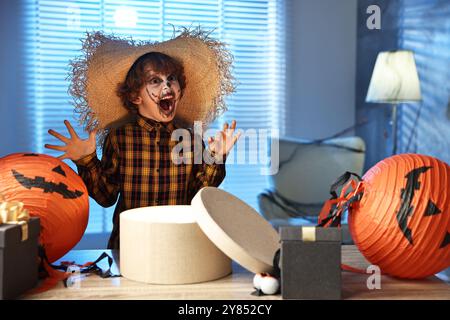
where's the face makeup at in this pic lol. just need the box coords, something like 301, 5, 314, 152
138, 71, 182, 122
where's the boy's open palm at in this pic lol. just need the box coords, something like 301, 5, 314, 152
45, 120, 97, 161
208, 120, 241, 158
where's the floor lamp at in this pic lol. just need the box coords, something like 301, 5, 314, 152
366, 50, 422, 155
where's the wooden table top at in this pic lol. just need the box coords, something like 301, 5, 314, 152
22, 245, 450, 300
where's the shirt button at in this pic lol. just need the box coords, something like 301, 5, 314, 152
156, 168, 160, 173
155, 200, 159, 204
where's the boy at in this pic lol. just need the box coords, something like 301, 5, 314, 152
45, 30, 240, 249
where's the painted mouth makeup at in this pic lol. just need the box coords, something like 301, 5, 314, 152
158, 94, 176, 117
146, 85, 181, 119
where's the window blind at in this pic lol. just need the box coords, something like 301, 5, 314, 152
24, 0, 286, 236
397, 0, 450, 162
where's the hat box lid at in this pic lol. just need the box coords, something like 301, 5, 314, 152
191, 187, 280, 274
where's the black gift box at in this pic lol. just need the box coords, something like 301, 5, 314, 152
280, 226, 341, 300
0, 217, 40, 299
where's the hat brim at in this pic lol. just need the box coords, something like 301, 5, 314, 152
69, 27, 235, 137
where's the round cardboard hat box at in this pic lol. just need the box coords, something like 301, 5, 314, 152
120, 205, 232, 284
120, 187, 280, 284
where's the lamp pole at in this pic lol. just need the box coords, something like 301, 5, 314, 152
391, 103, 398, 155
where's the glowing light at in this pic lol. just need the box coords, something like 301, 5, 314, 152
114, 6, 137, 28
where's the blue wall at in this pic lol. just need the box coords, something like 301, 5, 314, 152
398, 0, 450, 162
285, 0, 357, 140
356, 0, 450, 170
356, 0, 401, 169
0, 1, 30, 155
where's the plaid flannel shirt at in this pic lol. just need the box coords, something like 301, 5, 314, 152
74, 114, 226, 248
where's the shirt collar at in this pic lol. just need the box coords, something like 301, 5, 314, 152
137, 114, 177, 133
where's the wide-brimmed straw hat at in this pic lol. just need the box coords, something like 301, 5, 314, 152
68, 27, 235, 138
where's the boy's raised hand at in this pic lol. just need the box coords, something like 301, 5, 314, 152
208, 120, 242, 158
45, 120, 97, 161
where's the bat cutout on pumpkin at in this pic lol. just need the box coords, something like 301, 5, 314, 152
440, 232, 450, 249
396, 166, 448, 248
12, 169, 84, 199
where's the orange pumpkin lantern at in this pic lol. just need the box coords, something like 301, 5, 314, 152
318, 154, 450, 279
0, 153, 89, 262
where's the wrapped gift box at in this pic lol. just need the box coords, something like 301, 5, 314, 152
0, 217, 40, 299
280, 226, 341, 300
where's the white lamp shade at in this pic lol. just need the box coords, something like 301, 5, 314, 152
366, 50, 422, 103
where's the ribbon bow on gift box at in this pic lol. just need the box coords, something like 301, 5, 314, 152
0, 195, 30, 241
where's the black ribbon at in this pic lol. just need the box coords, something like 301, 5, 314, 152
38, 246, 120, 287
329, 171, 362, 199
78, 251, 120, 278
317, 171, 363, 228
272, 249, 281, 279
